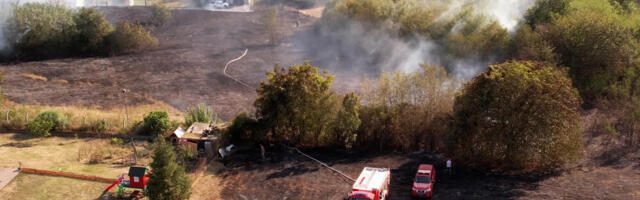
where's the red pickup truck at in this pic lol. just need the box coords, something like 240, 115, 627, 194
411, 164, 436, 198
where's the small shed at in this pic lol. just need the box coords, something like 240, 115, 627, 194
171, 122, 227, 157
128, 166, 149, 189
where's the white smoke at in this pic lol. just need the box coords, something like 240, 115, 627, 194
295, 0, 538, 79
475, 0, 537, 31
0, 1, 14, 53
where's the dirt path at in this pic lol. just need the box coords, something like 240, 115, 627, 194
0, 168, 19, 191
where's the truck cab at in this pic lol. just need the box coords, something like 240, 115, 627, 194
411, 164, 436, 198
348, 167, 390, 200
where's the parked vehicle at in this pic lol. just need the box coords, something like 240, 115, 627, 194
212, 0, 229, 9
348, 167, 390, 200
411, 164, 436, 198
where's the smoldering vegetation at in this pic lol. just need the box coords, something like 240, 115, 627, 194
293, 0, 536, 78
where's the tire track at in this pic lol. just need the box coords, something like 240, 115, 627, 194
223, 48, 253, 89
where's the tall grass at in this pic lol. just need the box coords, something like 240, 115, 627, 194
0, 100, 183, 134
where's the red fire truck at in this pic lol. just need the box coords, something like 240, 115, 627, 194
348, 167, 390, 200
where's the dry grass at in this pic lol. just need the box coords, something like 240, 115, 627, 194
0, 173, 109, 200
20, 73, 48, 82
299, 6, 324, 18
1, 100, 183, 133
0, 133, 150, 177
189, 161, 225, 200
53, 79, 69, 84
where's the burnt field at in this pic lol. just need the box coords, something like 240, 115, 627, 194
215, 146, 639, 200
0, 6, 346, 120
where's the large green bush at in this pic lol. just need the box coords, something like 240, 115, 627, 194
5, 3, 157, 59
72, 8, 113, 54
9, 3, 75, 59
451, 61, 583, 171
547, 9, 639, 104
142, 111, 171, 136
27, 111, 66, 137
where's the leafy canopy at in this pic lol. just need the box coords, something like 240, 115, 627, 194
146, 138, 191, 200
452, 61, 583, 171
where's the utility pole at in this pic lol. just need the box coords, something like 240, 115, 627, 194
122, 89, 130, 128
122, 88, 137, 165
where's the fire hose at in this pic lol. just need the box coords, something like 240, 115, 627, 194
287, 146, 356, 182
223, 48, 253, 89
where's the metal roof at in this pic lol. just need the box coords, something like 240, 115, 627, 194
353, 167, 390, 191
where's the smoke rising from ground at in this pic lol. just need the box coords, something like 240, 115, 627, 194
0, 1, 14, 53
294, 0, 537, 79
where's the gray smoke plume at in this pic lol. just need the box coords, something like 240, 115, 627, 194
293, 0, 537, 79
0, 1, 14, 53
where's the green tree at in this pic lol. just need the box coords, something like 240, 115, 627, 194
146, 138, 191, 200
508, 25, 558, 64
524, 0, 573, 27
72, 8, 113, 54
451, 61, 583, 171
142, 111, 171, 136
184, 104, 214, 128
332, 93, 361, 150
254, 63, 337, 146
9, 3, 75, 58
27, 111, 66, 137
547, 10, 639, 104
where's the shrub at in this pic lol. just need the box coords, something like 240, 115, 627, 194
92, 119, 108, 134
105, 21, 158, 54
224, 113, 262, 146
8, 3, 75, 59
27, 111, 66, 137
151, 4, 171, 27
142, 111, 171, 136
147, 138, 191, 200
184, 104, 214, 128
451, 61, 583, 171
72, 8, 113, 54
110, 137, 124, 146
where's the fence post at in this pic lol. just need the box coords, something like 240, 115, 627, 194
6, 110, 9, 124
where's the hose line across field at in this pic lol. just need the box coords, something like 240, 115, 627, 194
223, 48, 253, 89
289, 146, 356, 182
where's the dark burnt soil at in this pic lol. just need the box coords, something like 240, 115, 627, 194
215, 146, 639, 200
214, 127, 640, 200
0, 6, 322, 120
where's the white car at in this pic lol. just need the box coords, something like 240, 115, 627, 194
212, 0, 229, 9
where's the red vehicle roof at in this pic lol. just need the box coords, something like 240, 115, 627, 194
418, 164, 433, 171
